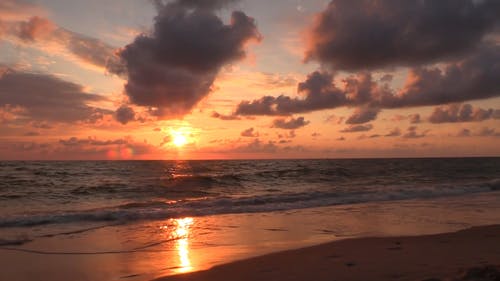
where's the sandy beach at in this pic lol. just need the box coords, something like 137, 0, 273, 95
156, 225, 500, 281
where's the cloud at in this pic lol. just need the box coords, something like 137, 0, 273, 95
346, 107, 380, 124
31, 122, 53, 129
260, 73, 297, 88
3, 16, 120, 70
340, 124, 373, 133
0, 0, 44, 21
0, 137, 167, 160
235, 71, 363, 115
457, 128, 472, 137
305, 0, 499, 70
110, 0, 260, 118
409, 114, 421, 124
358, 134, 380, 140
385, 128, 402, 137
241, 127, 258, 137
0, 68, 111, 123
477, 127, 500, 137
428, 103, 500, 123
115, 105, 136, 125
272, 116, 309, 129
23, 131, 40, 136
402, 126, 428, 139
211, 111, 241, 120
59, 137, 127, 147
235, 44, 500, 115
173, 0, 238, 10
16, 16, 55, 41
277, 130, 296, 139
231, 138, 278, 153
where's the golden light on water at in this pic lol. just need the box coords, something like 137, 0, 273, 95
172, 217, 194, 273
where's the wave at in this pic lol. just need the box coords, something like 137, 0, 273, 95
1, 179, 498, 228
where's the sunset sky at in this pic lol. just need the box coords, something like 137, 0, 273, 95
0, 0, 499, 160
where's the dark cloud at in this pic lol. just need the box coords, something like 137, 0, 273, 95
31, 122, 53, 129
385, 128, 401, 137
272, 116, 309, 129
16, 16, 54, 41
230, 138, 278, 154
115, 105, 136, 125
409, 114, 421, 124
457, 128, 472, 137
23, 131, 40, 136
171, 0, 238, 10
0, 68, 111, 123
402, 126, 428, 139
241, 127, 258, 137
0, 136, 165, 160
380, 74, 393, 83
277, 130, 296, 139
428, 104, 500, 123
59, 137, 127, 147
340, 124, 373, 133
305, 0, 499, 70
111, 0, 260, 118
234, 71, 393, 116
383, 45, 500, 108
346, 107, 380, 124
336, 136, 345, 141
235, 71, 378, 115
477, 127, 500, 137
358, 134, 380, 140
211, 111, 241, 120
236, 44, 500, 116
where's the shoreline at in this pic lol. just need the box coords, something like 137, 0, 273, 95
2, 192, 500, 281
155, 224, 500, 281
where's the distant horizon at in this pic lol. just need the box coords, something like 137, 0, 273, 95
2, 155, 500, 161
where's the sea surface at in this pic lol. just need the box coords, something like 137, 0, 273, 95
1, 158, 500, 280
1, 158, 500, 238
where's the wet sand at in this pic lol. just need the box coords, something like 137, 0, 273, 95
155, 225, 500, 281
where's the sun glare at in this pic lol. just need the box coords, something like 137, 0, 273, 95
172, 132, 188, 148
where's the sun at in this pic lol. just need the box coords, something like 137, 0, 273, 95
172, 132, 188, 148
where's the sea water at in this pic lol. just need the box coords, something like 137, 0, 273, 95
1, 158, 500, 280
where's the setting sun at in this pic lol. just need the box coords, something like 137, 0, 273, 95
172, 132, 188, 148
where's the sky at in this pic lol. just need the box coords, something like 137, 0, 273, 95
0, 0, 499, 160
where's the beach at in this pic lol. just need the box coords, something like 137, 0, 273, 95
156, 225, 500, 281
1, 191, 500, 281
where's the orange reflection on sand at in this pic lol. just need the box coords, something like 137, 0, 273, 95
172, 217, 194, 273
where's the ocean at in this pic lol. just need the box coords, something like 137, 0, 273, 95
1, 158, 500, 280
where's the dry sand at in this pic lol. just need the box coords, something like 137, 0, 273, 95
155, 225, 500, 281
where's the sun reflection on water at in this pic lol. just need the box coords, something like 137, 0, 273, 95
171, 217, 194, 273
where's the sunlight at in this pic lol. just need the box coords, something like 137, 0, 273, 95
173, 134, 188, 148
170, 129, 190, 148
173, 217, 194, 273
